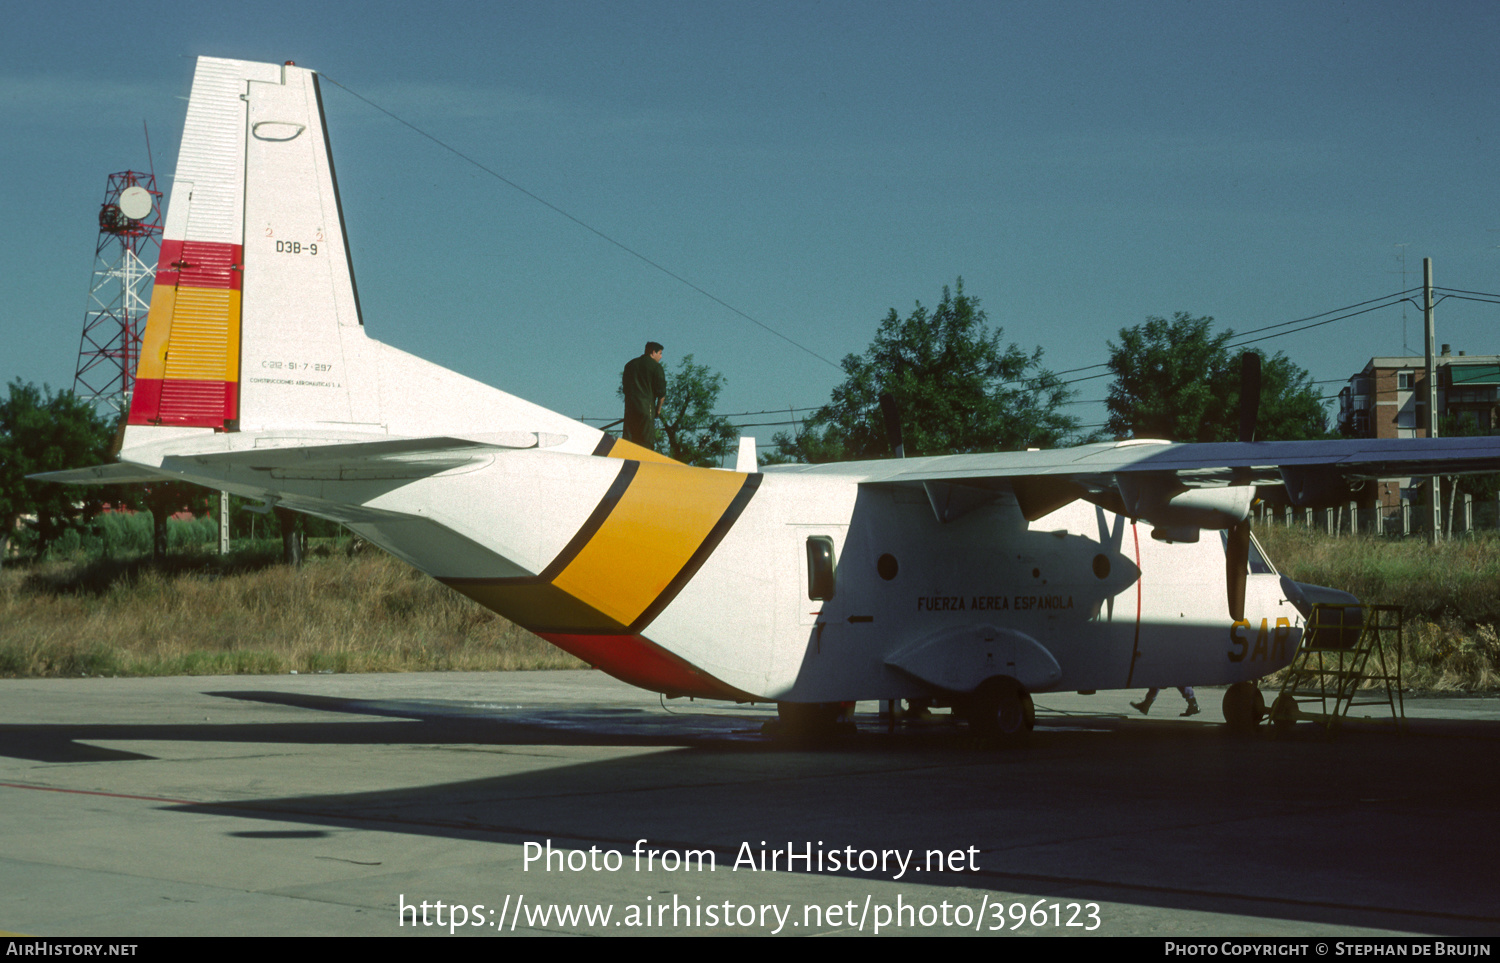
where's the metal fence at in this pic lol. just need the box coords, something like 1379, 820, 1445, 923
1253, 493, 1500, 536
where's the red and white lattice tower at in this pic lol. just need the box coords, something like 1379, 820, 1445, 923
72, 171, 163, 416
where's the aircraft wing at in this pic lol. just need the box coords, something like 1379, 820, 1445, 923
771, 436, 1500, 485
768, 436, 1500, 525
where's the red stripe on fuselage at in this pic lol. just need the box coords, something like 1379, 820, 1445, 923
538, 632, 752, 701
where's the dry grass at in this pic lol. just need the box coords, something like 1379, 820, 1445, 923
1256, 525, 1500, 690
0, 546, 584, 678
5, 527, 1495, 688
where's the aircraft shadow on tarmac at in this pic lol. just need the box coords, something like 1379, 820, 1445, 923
4, 690, 1498, 934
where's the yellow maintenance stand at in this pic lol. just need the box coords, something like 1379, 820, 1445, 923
1270, 603, 1405, 735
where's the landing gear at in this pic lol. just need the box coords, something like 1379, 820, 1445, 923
1222, 682, 1267, 731
965, 677, 1034, 746
768, 701, 854, 741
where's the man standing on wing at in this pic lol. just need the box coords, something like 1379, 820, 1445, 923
622, 341, 666, 449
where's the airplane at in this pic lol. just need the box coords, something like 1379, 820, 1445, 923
42, 57, 1500, 742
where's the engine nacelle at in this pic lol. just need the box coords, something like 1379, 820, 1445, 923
1116, 473, 1253, 531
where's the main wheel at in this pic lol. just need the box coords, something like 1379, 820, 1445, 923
966, 677, 1034, 746
772, 701, 847, 740
1222, 682, 1267, 731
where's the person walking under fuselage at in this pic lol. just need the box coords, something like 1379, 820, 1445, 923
1132, 687, 1200, 717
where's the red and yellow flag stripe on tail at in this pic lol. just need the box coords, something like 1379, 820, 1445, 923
442, 459, 763, 699
128, 239, 242, 428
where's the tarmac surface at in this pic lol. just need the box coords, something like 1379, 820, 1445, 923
1, 670, 1496, 937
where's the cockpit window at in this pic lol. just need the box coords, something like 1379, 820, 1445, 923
1247, 533, 1275, 575
1221, 529, 1277, 575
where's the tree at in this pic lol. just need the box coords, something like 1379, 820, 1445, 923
617, 355, 738, 467
0, 380, 114, 565
1105, 313, 1328, 442
770, 280, 1080, 463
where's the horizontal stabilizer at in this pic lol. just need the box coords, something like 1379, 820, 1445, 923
28, 463, 179, 486
162, 432, 566, 480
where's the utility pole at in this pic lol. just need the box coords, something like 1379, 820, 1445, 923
1424, 257, 1440, 543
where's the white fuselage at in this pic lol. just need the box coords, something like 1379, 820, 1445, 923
161, 445, 1301, 703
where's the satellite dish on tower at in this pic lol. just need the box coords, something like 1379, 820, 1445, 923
73, 171, 162, 416
118, 185, 152, 220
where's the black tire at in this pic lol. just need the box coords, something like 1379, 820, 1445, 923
967, 677, 1034, 746
774, 701, 843, 739
1222, 682, 1266, 731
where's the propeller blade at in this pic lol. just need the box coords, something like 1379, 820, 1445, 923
1238, 351, 1262, 444
1226, 518, 1250, 621
879, 392, 905, 458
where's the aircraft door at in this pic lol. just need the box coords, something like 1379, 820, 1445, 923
790, 525, 847, 628
770, 524, 850, 693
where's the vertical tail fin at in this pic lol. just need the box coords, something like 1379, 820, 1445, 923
124, 57, 600, 458
128, 58, 366, 433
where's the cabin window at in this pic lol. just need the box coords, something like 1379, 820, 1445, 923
1246, 537, 1275, 575
806, 536, 836, 600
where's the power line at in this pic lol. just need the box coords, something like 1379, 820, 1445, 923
319, 74, 844, 372
1003, 289, 1430, 393
596, 285, 1497, 429
726, 419, 805, 429
1433, 286, 1500, 299
1229, 288, 1419, 341
1228, 297, 1418, 349
997, 289, 1433, 396
581, 404, 822, 423
1032, 292, 1426, 393
316, 76, 1498, 409
1435, 293, 1500, 308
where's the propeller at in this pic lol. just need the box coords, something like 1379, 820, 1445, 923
1227, 351, 1260, 621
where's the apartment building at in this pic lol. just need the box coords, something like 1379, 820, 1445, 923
1336, 345, 1500, 509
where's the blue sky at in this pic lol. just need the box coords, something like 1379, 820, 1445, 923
4, 1, 1499, 442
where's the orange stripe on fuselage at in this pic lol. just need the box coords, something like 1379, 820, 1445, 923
442, 460, 759, 642
550, 462, 746, 627
593, 434, 679, 465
